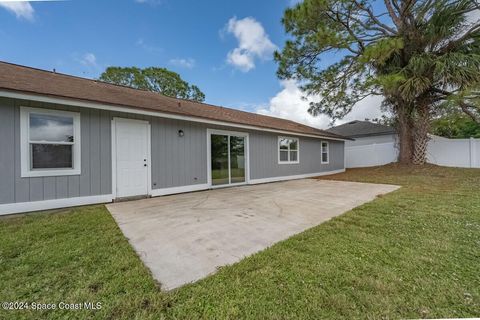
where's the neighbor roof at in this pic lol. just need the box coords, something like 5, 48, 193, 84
0, 61, 347, 140
327, 120, 396, 138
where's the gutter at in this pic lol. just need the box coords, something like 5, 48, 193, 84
0, 89, 350, 142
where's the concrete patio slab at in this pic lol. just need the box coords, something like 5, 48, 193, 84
107, 179, 399, 290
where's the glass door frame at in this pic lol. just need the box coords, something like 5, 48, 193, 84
207, 129, 250, 188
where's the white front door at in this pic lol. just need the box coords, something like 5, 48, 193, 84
114, 119, 150, 198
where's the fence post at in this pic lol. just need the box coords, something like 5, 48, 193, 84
471, 137, 476, 168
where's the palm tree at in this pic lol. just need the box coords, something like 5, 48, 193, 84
275, 0, 480, 164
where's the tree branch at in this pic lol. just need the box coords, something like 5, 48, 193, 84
459, 101, 480, 123
334, 10, 366, 51
384, 0, 402, 27
439, 23, 480, 53
432, 88, 480, 123
352, 0, 398, 34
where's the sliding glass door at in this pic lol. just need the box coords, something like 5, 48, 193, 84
229, 136, 246, 184
211, 134, 230, 186
210, 132, 247, 186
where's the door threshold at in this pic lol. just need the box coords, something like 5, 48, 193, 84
114, 195, 150, 202
209, 183, 248, 190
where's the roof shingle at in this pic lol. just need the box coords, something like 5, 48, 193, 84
0, 61, 347, 140
327, 120, 396, 138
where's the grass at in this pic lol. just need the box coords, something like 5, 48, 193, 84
212, 168, 246, 185
0, 164, 479, 319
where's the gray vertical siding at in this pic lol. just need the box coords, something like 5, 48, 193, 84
176, 123, 344, 183
249, 132, 344, 179
0, 98, 15, 204
0, 97, 344, 206
0, 98, 112, 205
149, 117, 207, 189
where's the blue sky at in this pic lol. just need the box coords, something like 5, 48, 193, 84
0, 0, 383, 128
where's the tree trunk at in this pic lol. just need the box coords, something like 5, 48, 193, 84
412, 105, 431, 165
397, 108, 414, 164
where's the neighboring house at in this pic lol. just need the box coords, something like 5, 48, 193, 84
0, 62, 348, 215
328, 120, 398, 168
327, 120, 397, 147
329, 120, 480, 169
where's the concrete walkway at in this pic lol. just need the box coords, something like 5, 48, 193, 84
107, 179, 399, 290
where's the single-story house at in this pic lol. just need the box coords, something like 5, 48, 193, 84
327, 120, 397, 147
0, 62, 348, 215
327, 120, 398, 168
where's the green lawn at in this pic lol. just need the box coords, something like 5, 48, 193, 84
1, 164, 479, 319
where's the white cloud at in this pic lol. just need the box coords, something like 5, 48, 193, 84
136, 38, 163, 54
80, 53, 97, 67
169, 57, 195, 69
256, 80, 385, 130
0, 1, 34, 21
224, 16, 277, 72
466, 9, 480, 24
339, 95, 385, 125
135, 0, 162, 5
227, 48, 255, 72
256, 80, 331, 128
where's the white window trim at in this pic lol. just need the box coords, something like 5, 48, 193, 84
278, 136, 300, 164
321, 141, 329, 164
20, 107, 81, 177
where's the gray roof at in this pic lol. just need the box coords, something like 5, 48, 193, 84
327, 120, 396, 138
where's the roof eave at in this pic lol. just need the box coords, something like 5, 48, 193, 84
0, 89, 350, 141
347, 132, 397, 138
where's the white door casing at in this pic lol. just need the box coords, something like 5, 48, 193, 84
206, 129, 250, 188
112, 118, 151, 198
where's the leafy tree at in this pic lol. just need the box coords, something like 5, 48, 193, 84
99, 67, 205, 102
275, 0, 480, 164
432, 111, 480, 138
366, 115, 397, 127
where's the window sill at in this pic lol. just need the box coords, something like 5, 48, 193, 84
278, 161, 300, 165
21, 168, 81, 178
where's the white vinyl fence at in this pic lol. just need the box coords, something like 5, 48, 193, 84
346, 142, 398, 168
345, 135, 480, 169
427, 136, 479, 168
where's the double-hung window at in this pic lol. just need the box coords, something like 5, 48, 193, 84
321, 141, 329, 164
278, 137, 299, 164
20, 107, 81, 177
